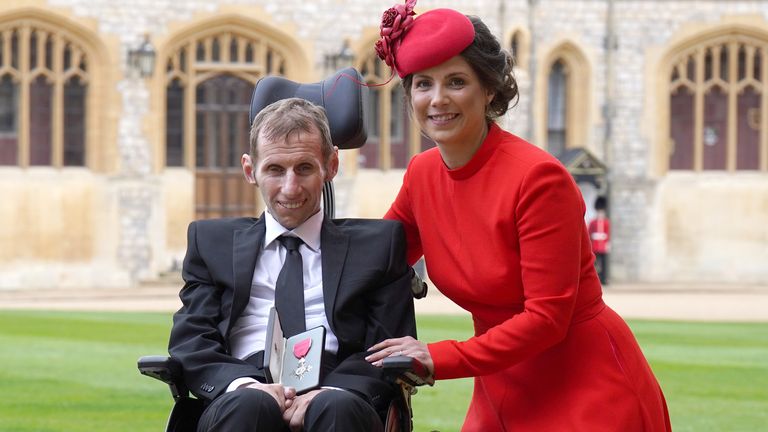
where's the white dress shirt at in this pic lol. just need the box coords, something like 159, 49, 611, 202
227, 210, 340, 390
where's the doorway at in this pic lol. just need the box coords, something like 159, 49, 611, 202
194, 74, 257, 219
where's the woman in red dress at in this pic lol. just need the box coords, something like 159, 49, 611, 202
366, 2, 671, 430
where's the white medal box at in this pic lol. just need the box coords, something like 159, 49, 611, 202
262, 307, 326, 394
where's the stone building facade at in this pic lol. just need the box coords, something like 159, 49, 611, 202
1, 0, 767, 289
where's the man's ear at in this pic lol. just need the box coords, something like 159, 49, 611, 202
241, 153, 257, 185
324, 147, 339, 182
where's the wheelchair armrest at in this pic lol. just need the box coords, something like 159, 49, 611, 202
410, 268, 428, 299
137, 355, 189, 401
382, 355, 435, 388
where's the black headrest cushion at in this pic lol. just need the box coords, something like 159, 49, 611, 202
249, 67, 368, 150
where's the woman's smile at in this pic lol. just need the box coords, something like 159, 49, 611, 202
428, 112, 460, 124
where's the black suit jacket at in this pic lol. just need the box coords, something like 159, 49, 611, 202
168, 214, 416, 410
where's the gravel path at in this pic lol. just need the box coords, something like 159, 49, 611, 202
1, 283, 766, 322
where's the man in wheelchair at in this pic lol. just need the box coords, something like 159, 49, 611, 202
168, 97, 416, 431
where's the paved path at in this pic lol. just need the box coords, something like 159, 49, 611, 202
1, 283, 767, 322
416, 283, 768, 322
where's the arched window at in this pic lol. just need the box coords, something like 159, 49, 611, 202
508, 28, 530, 70
357, 51, 429, 170
0, 23, 90, 167
547, 59, 567, 157
538, 43, 590, 155
668, 34, 767, 171
164, 27, 292, 219
510, 32, 520, 61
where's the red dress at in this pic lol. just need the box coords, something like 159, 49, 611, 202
385, 124, 670, 431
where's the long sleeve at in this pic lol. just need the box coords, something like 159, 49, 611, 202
168, 221, 263, 401
384, 124, 604, 380
427, 161, 587, 379
392, 125, 668, 430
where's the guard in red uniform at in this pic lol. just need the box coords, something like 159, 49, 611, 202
588, 196, 610, 284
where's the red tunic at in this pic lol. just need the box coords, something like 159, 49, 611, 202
589, 215, 611, 254
385, 124, 670, 431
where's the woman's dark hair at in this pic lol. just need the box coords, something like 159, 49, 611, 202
402, 15, 519, 121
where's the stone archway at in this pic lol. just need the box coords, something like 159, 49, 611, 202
159, 17, 309, 219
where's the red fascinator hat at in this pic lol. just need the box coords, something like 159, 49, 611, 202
375, 1, 475, 78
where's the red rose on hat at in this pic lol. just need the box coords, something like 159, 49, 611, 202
374, 39, 391, 66
381, 7, 398, 28
375, 0, 417, 68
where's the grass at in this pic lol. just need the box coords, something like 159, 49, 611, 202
630, 321, 768, 432
0, 311, 766, 431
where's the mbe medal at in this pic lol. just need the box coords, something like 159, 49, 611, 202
293, 338, 313, 380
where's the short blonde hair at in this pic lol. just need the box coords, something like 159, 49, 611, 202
249, 98, 335, 165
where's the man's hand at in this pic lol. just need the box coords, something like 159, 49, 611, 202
238, 382, 296, 412
282, 388, 325, 431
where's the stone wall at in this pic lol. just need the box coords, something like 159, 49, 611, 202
1, 0, 766, 287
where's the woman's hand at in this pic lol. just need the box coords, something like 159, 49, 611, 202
366, 336, 434, 376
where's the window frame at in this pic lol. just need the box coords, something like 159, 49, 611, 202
660, 28, 768, 174
158, 21, 306, 170
0, 20, 93, 168
356, 48, 424, 170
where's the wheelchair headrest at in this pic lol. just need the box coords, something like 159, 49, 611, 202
249, 67, 367, 150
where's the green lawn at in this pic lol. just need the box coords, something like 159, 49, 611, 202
0, 311, 766, 431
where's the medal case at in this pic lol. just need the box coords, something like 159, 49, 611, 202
262, 307, 326, 394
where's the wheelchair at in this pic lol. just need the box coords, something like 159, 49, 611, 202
137, 354, 431, 431
138, 67, 431, 431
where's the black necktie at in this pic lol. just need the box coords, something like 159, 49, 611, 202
275, 236, 305, 337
